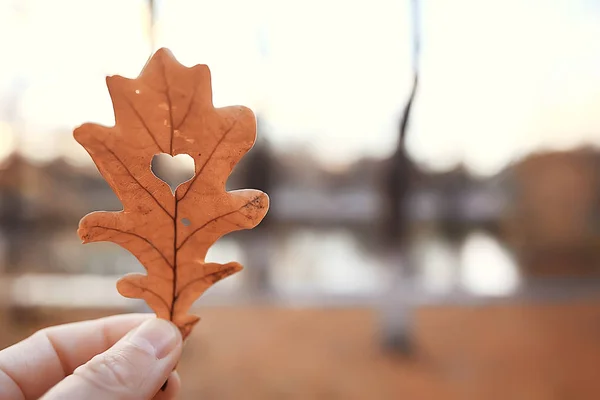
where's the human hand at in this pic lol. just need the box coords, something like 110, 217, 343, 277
0, 314, 182, 400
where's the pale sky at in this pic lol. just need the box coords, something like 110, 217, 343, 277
1, 0, 600, 176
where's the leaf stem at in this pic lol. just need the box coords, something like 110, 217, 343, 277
171, 200, 178, 321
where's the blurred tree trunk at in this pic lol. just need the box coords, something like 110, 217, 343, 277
382, 74, 418, 253
379, 74, 419, 356
1, 160, 25, 273
378, 0, 421, 356
238, 118, 273, 295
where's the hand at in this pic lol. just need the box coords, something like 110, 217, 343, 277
0, 314, 183, 400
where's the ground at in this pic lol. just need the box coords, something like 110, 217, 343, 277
2, 299, 600, 399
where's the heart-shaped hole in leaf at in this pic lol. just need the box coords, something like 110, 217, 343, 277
151, 153, 195, 193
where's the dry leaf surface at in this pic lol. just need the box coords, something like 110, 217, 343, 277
75, 48, 269, 338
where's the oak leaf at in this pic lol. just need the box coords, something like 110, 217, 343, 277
75, 48, 269, 339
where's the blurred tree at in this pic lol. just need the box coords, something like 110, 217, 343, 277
236, 116, 274, 295
382, 74, 418, 249
379, 0, 421, 357
240, 117, 273, 228
381, 0, 421, 250
0, 156, 26, 273
147, 0, 157, 52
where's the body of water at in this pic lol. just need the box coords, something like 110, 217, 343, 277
4, 228, 523, 308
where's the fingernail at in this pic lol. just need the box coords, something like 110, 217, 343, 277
127, 318, 181, 359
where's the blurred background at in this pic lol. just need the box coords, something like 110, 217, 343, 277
2, 0, 600, 398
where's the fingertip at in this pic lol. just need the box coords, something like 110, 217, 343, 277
127, 318, 182, 360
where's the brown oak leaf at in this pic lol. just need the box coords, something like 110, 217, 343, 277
74, 48, 269, 339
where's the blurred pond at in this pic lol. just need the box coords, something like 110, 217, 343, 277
5, 228, 522, 307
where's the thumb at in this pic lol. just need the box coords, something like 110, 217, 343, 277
42, 318, 182, 400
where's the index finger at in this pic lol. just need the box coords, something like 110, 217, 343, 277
0, 313, 152, 400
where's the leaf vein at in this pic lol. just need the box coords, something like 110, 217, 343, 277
97, 141, 174, 219
121, 95, 165, 153
174, 84, 197, 131
175, 266, 238, 298
90, 225, 173, 270
159, 55, 176, 154
178, 118, 239, 201
176, 196, 262, 251
126, 281, 171, 312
